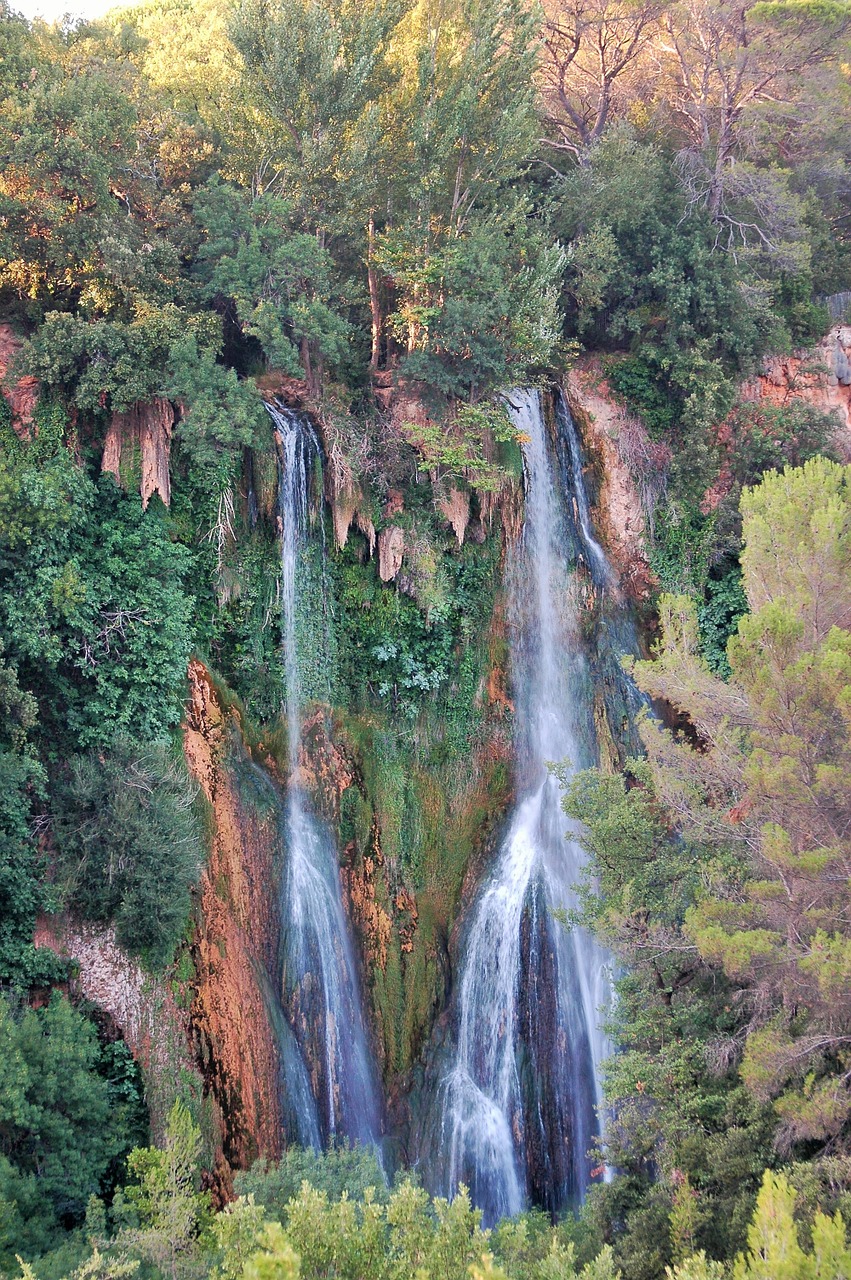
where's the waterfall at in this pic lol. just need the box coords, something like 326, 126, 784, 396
557, 395, 613, 589
266, 399, 382, 1150
435, 388, 614, 1223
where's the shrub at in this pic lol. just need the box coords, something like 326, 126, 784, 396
53, 738, 205, 971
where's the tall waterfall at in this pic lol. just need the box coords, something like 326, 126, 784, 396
435, 388, 614, 1223
266, 400, 382, 1150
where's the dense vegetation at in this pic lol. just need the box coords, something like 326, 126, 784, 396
11, 1102, 851, 1280
1, 0, 851, 1272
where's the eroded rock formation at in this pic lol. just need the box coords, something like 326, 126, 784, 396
435, 486, 470, 546
33, 917, 195, 1143
743, 325, 851, 450
102, 398, 175, 508
0, 323, 38, 439
183, 660, 284, 1170
566, 358, 656, 600
378, 524, 405, 581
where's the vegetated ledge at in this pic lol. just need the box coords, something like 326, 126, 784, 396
744, 321, 851, 452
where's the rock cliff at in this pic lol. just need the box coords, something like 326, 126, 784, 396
183, 660, 285, 1173
101, 398, 174, 508
33, 916, 195, 1144
0, 323, 38, 438
743, 325, 851, 453
566, 357, 656, 600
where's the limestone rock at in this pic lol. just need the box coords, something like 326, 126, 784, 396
33, 916, 193, 1144
565, 358, 655, 601
378, 524, 405, 581
330, 487, 359, 548
356, 508, 377, 556
102, 398, 174, 508
183, 659, 285, 1168
0, 323, 38, 439
745, 325, 851, 448
384, 488, 404, 518
435, 485, 470, 545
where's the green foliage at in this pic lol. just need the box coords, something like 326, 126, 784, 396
390, 222, 566, 398
0, 418, 195, 750
773, 276, 831, 347
0, 994, 142, 1267
571, 461, 851, 1276
647, 505, 717, 597
399, 400, 522, 494
119, 1099, 210, 1280
23, 310, 210, 417
697, 568, 748, 677
606, 358, 678, 440
234, 1145, 389, 1217
222, 1171, 617, 1280
194, 179, 351, 377
722, 400, 841, 496
52, 738, 205, 971
557, 132, 769, 436
0, 636, 61, 990
332, 516, 499, 722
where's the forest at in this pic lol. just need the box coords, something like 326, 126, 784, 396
1, 0, 851, 1274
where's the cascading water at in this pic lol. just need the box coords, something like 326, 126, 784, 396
555, 392, 650, 731
557, 395, 613, 589
434, 388, 616, 1223
265, 399, 382, 1150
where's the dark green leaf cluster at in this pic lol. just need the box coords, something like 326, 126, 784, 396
52, 738, 204, 971
0, 993, 147, 1267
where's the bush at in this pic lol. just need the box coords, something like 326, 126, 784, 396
234, 1144, 389, 1216
0, 411, 196, 752
0, 993, 144, 1266
53, 738, 205, 971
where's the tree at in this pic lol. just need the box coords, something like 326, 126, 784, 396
653, 0, 851, 266
564, 461, 851, 1270
666, 1169, 851, 1280
0, 994, 131, 1265
632, 460, 851, 1149
0, 635, 60, 989
229, 0, 401, 382
377, 0, 545, 388
53, 737, 204, 971
539, 0, 663, 159
193, 178, 351, 388
120, 1100, 210, 1280
0, 412, 196, 750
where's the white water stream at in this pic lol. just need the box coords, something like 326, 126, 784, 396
267, 400, 382, 1149
438, 388, 613, 1221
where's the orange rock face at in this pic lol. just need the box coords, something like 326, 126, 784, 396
0, 322, 38, 438
184, 660, 284, 1171
566, 358, 657, 602
102, 398, 174, 508
378, 524, 405, 581
743, 326, 851, 454
435, 486, 470, 546
255, 372, 310, 405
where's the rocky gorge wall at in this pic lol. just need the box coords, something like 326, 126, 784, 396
743, 323, 851, 452
183, 660, 286, 1178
